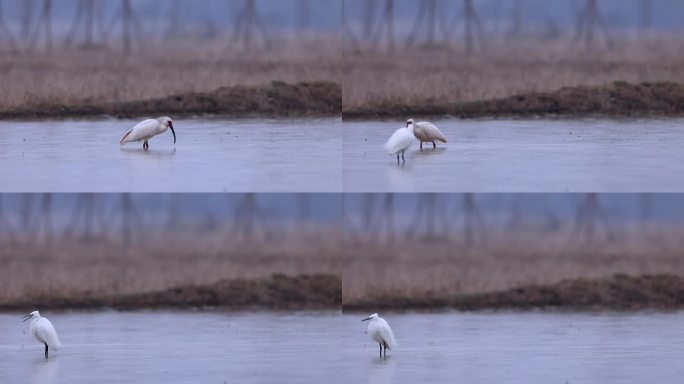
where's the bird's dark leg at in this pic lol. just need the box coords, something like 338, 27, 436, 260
401, 151, 406, 163
44, 343, 48, 358
379, 343, 382, 357
396, 154, 400, 165
143, 141, 148, 150
432, 141, 436, 149
420, 142, 423, 150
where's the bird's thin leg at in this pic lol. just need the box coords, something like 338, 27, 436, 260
143, 141, 148, 150
44, 343, 48, 359
432, 141, 436, 149
420, 142, 423, 150
379, 343, 382, 357
401, 151, 406, 163
396, 154, 400, 165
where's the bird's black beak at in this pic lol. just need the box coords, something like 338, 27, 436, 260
362, 317, 371, 321
21, 314, 32, 322
169, 122, 176, 145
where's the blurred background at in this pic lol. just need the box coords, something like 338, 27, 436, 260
342, 0, 684, 111
0, 0, 341, 113
342, 193, 684, 304
0, 193, 342, 306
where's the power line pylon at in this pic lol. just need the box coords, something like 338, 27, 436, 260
0, 195, 16, 243
574, 0, 612, 49
109, 0, 143, 54
297, 0, 310, 31
115, 193, 143, 247
232, 0, 271, 50
508, 0, 524, 37
572, 193, 612, 243
29, 0, 52, 52
362, 0, 377, 37
0, 0, 17, 49
64, 0, 107, 49
406, 194, 444, 240
406, 0, 446, 48
639, 0, 652, 32
448, 0, 485, 54
165, 0, 182, 39
63, 193, 99, 241
20, 0, 35, 40
233, 193, 271, 241
371, 0, 395, 52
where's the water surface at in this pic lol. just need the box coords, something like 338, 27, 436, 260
343, 311, 684, 383
343, 119, 684, 192
0, 118, 341, 192
0, 311, 341, 384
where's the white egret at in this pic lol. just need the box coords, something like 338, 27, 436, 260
407, 118, 447, 149
22, 311, 61, 359
120, 116, 176, 150
384, 124, 415, 164
362, 313, 396, 357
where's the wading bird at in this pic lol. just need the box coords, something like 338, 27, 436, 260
406, 119, 447, 149
362, 313, 396, 357
120, 116, 176, 150
22, 311, 61, 359
384, 124, 415, 164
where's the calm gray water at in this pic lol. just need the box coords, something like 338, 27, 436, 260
0, 118, 341, 192
343, 312, 684, 383
343, 119, 684, 192
0, 311, 341, 384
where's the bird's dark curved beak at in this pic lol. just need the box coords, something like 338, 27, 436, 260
169, 122, 176, 145
21, 314, 32, 322
362, 317, 371, 321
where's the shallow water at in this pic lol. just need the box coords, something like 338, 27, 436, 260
343, 119, 684, 192
0, 311, 341, 384
0, 118, 341, 192
343, 311, 684, 384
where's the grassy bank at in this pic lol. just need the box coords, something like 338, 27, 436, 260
0, 81, 341, 119
343, 81, 684, 119
344, 274, 684, 311
0, 274, 341, 311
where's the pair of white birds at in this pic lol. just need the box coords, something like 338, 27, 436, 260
384, 119, 448, 164
120, 116, 176, 150
22, 310, 396, 360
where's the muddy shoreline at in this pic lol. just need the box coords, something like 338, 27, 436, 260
0, 81, 341, 120
343, 82, 684, 120
0, 274, 341, 312
343, 274, 684, 312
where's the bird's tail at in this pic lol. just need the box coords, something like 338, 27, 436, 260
120, 129, 133, 145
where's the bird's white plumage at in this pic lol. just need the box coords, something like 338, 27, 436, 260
120, 116, 175, 146
384, 126, 414, 155
410, 120, 447, 144
366, 313, 396, 350
28, 311, 61, 350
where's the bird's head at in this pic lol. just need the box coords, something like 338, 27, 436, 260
406, 119, 415, 128
158, 116, 176, 144
362, 313, 379, 322
21, 310, 40, 322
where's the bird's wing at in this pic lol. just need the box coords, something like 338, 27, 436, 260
384, 128, 413, 154
377, 319, 397, 349
418, 122, 447, 142
120, 119, 157, 144
36, 319, 61, 349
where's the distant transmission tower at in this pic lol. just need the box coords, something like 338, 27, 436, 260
113, 193, 143, 247
406, 194, 446, 240
29, 0, 52, 52
575, 0, 612, 48
165, 0, 182, 39
231, 0, 271, 50
362, 0, 377, 37
372, 0, 395, 52
108, 0, 143, 54
20, 0, 35, 40
297, 0, 310, 31
508, 0, 524, 37
64, 0, 107, 49
233, 193, 271, 240
406, 0, 447, 48
0, 195, 16, 242
63, 193, 99, 241
0, 0, 17, 49
639, 0, 652, 32
572, 193, 612, 243
448, 0, 485, 54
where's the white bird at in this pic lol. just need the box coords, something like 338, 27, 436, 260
22, 311, 61, 359
384, 124, 415, 164
407, 118, 447, 149
362, 313, 396, 357
120, 116, 176, 150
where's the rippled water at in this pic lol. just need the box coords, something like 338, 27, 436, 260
342, 311, 684, 383
343, 119, 684, 192
0, 118, 341, 192
0, 311, 341, 384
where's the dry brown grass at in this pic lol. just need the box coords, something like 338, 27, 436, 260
0, 39, 342, 112
0, 226, 342, 305
342, 36, 684, 112
342, 225, 684, 305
